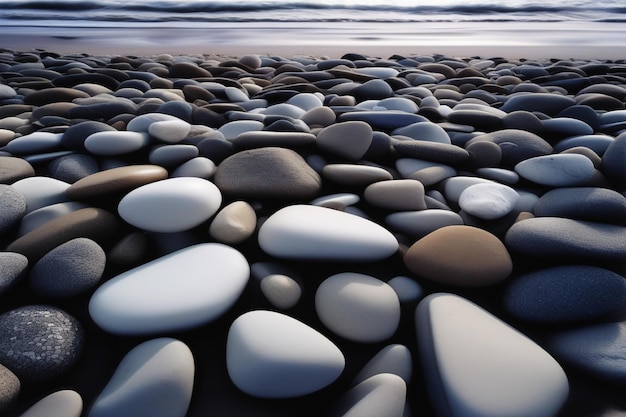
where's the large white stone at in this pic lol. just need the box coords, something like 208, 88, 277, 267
458, 182, 520, 220
4, 132, 62, 155
118, 177, 222, 233
87, 338, 194, 417
148, 119, 191, 143
514, 153, 595, 187
416, 293, 569, 417
89, 243, 249, 335
11, 176, 70, 214
20, 390, 82, 417
84, 131, 150, 155
315, 272, 401, 343
331, 373, 407, 417
353, 344, 413, 385
258, 204, 398, 261
226, 310, 345, 398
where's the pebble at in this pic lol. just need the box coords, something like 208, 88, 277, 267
0, 305, 83, 384
3, 132, 63, 155
364, 179, 427, 211
500, 92, 576, 115
465, 129, 553, 166
226, 310, 345, 398
458, 182, 519, 220
84, 131, 150, 155
417, 293, 569, 417
316, 121, 373, 161
331, 373, 407, 417
602, 132, 626, 189
0, 364, 20, 415
0, 252, 28, 296
385, 209, 464, 239
89, 243, 249, 335
170, 156, 217, 178
11, 176, 69, 213
208, 200, 257, 244
47, 153, 99, 183
259, 274, 302, 310
0, 184, 26, 233
148, 118, 192, 143
148, 144, 198, 168
16, 201, 89, 237
353, 344, 413, 385
0, 156, 35, 183
315, 272, 401, 343
87, 338, 194, 417
533, 187, 626, 225
19, 390, 82, 417
392, 121, 451, 143
514, 154, 596, 187
258, 204, 398, 261
322, 163, 393, 186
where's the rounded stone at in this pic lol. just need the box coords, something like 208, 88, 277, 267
0, 156, 35, 183
226, 310, 345, 398
465, 129, 553, 166
0, 305, 84, 384
500, 92, 576, 115
458, 182, 519, 220
19, 390, 82, 417
392, 122, 451, 144
89, 243, 249, 335
148, 144, 198, 169
0, 252, 28, 296
316, 121, 373, 161
29, 238, 106, 298
331, 373, 407, 417
364, 179, 427, 211
47, 154, 99, 183
118, 177, 222, 233
148, 118, 191, 143
353, 344, 413, 385
208, 200, 257, 244
514, 154, 595, 187
602, 132, 626, 189
404, 225, 513, 287
315, 272, 401, 343
10, 176, 70, 214
170, 157, 216, 179
87, 338, 194, 417
0, 184, 27, 233
16, 202, 89, 237
532, 187, 626, 225
322, 164, 393, 186
387, 276, 424, 303
84, 131, 150, 156
0, 364, 20, 414
60, 120, 118, 151
260, 274, 302, 310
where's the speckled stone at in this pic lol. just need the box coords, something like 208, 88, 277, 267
0, 305, 84, 384
0, 156, 35, 183
29, 238, 106, 299
47, 153, 99, 183
0, 184, 27, 234
0, 363, 20, 414
533, 187, 626, 225
602, 132, 626, 189
0, 252, 28, 296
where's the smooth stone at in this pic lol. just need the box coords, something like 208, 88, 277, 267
84, 131, 150, 155
224, 86, 250, 102
475, 167, 520, 185
148, 118, 192, 143
0, 184, 27, 233
465, 140, 503, 168
387, 276, 423, 303
395, 158, 456, 186
258, 204, 398, 261
0, 364, 20, 414
442, 176, 499, 204
170, 157, 216, 178
59, 120, 117, 151
322, 164, 393, 186
126, 112, 182, 132
0, 84, 17, 99
301, 106, 336, 127
47, 153, 99, 183
316, 121, 373, 161
417, 293, 569, 417
553, 134, 613, 155
316, 272, 401, 343
11, 176, 69, 214
458, 182, 520, 220
66, 164, 168, 201
404, 225, 513, 287
515, 154, 595, 187
7, 207, 120, 263
339, 110, 427, 130
392, 122, 451, 144
351, 79, 394, 100
385, 209, 464, 239
0, 305, 83, 384
546, 321, 626, 383
330, 374, 407, 417
24, 87, 89, 106
89, 243, 249, 335
148, 144, 198, 168
0, 156, 35, 183
376, 97, 419, 113
353, 344, 412, 385
311, 193, 360, 207
208, 200, 257, 244
226, 310, 345, 398
500, 92, 576, 115
230, 131, 316, 150
260, 274, 302, 310
392, 139, 469, 165
87, 338, 194, 417
29, 238, 105, 298
214, 147, 321, 200
533, 187, 626, 225
602, 132, 626, 189
218, 120, 264, 140
364, 179, 427, 211
505, 217, 626, 260
0, 252, 28, 296
118, 177, 221, 233
3, 132, 63, 155
465, 129, 553, 166
504, 265, 626, 324
19, 390, 82, 417
16, 201, 89, 237
542, 117, 593, 137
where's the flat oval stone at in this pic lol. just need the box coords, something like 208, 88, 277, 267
0, 252, 28, 296
214, 147, 321, 200
0, 364, 20, 414
515, 154, 595, 187
316, 121, 373, 161
258, 204, 398, 261
84, 131, 150, 155
533, 187, 626, 225
17, 202, 89, 237
0, 156, 35, 183
118, 177, 222, 233
500, 92, 576, 115
0, 305, 84, 384
395, 158, 457, 186
353, 344, 413, 385
19, 390, 82, 417
47, 153, 99, 183
385, 209, 464, 239
364, 179, 427, 211
458, 182, 519, 220
66, 164, 168, 201
226, 310, 345, 398
218, 120, 264, 140
60, 120, 117, 151
331, 373, 407, 417
315, 272, 401, 343
392, 122, 451, 144
87, 338, 194, 417
208, 200, 257, 244
417, 293, 569, 417
3, 132, 62, 155
339, 110, 427, 131
89, 243, 249, 335
504, 265, 626, 324
465, 129, 553, 166
404, 225, 513, 287
260, 274, 302, 310
393, 139, 469, 165
29, 238, 106, 298
11, 176, 70, 214
505, 217, 626, 260
0, 184, 26, 233
602, 132, 626, 188
322, 164, 393, 186
170, 157, 216, 179
230, 131, 316, 150
148, 144, 198, 169
148, 118, 191, 143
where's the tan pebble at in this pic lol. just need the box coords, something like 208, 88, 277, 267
209, 201, 257, 244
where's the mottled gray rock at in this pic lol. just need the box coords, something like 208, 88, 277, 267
0, 252, 28, 296
0, 184, 27, 234
0, 363, 20, 414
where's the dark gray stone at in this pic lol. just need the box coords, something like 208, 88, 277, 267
47, 153, 99, 183
0, 252, 28, 296
0, 184, 27, 234
533, 187, 626, 225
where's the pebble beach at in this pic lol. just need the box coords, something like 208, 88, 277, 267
2, 2, 626, 417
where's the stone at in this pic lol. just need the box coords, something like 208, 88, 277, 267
553, 134, 613, 156
29, 238, 106, 298
465, 140, 503, 168
148, 118, 191, 143
442, 176, 500, 204
3, 132, 63, 155
387, 276, 424, 303
258, 204, 398, 261
19, 390, 82, 417
392, 122, 451, 144
118, 177, 222, 233
0, 305, 83, 384
170, 157, 216, 178
47, 154, 99, 183
392, 139, 469, 165
315, 272, 401, 343
260, 274, 302, 310
505, 217, 626, 260
10, 176, 69, 214
218, 120, 264, 140
87, 338, 194, 417
504, 265, 626, 324
0, 156, 35, 183
16, 202, 89, 237
339, 110, 427, 131
311, 193, 360, 207
60, 120, 117, 151
417, 293, 569, 417
230, 131, 316, 150
602, 132, 626, 189
148, 144, 198, 169
353, 344, 412, 385
395, 158, 457, 186
0, 184, 26, 233
500, 92, 576, 115
208, 200, 257, 244
0, 252, 28, 296
89, 243, 249, 335
464, 129, 553, 166
458, 182, 519, 220
226, 310, 345, 398
403, 225, 513, 287
475, 167, 520, 185
84, 131, 150, 156
24, 87, 89, 106
532, 187, 626, 225
0, 364, 20, 415
316, 121, 373, 161
66, 165, 168, 201
330, 374, 407, 417
106, 231, 150, 269
514, 154, 595, 187
323, 164, 394, 186
385, 209, 464, 239
214, 147, 321, 200
364, 179, 427, 211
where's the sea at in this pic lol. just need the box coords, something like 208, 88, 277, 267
1, 0, 626, 57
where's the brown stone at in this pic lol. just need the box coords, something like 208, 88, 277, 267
0, 156, 35, 184
364, 179, 427, 211
316, 121, 373, 161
